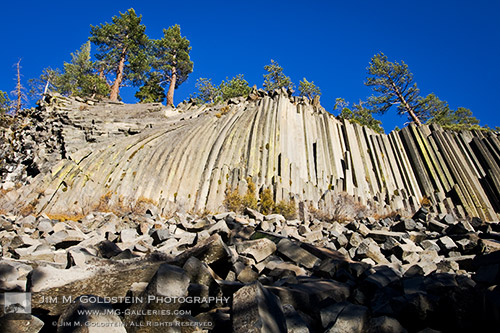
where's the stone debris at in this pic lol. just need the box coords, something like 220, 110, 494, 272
0, 209, 499, 332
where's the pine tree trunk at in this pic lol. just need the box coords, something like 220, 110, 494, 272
43, 79, 50, 95
391, 81, 422, 126
99, 68, 106, 81
166, 67, 177, 106
109, 48, 127, 101
406, 108, 422, 126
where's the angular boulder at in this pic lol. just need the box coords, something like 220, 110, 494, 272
232, 281, 287, 333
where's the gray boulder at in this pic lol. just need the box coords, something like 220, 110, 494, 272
232, 281, 287, 333
56, 295, 126, 332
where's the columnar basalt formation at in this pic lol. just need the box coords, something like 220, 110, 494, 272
0, 90, 499, 221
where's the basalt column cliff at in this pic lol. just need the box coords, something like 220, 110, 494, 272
1, 89, 499, 220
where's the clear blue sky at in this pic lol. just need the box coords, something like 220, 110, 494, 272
1, 0, 499, 132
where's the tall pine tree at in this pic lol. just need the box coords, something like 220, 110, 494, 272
59, 42, 110, 98
366, 53, 426, 125
90, 8, 150, 101
153, 25, 193, 106
298, 78, 321, 99
0, 90, 11, 127
135, 72, 166, 103
0, 91, 10, 114
263, 60, 294, 91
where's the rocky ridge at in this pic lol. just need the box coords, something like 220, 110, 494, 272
1, 207, 500, 332
0, 89, 499, 221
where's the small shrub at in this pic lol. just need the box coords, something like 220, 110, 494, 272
112, 195, 130, 215
95, 191, 113, 212
215, 105, 230, 118
224, 186, 243, 213
133, 196, 158, 215
45, 213, 85, 222
220, 105, 230, 115
195, 209, 213, 218
0, 187, 14, 200
420, 195, 431, 207
373, 211, 399, 220
19, 198, 39, 217
275, 199, 297, 220
310, 192, 368, 223
223, 179, 297, 219
242, 177, 258, 210
259, 188, 275, 215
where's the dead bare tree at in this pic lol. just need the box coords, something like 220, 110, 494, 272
12, 59, 27, 114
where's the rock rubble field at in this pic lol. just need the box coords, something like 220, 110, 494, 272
1, 206, 500, 332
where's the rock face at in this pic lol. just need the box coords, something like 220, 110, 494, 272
1, 90, 499, 221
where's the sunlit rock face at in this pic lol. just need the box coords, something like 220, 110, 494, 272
1, 90, 499, 221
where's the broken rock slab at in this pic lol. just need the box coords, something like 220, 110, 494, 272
232, 281, 287, 333
286, 277, 351, 305
125, 263, 191, 332
368, 316, 408, 333
0, 313, 44, 333
322, 302, 370, 333
277, 239, 321, 269
56, 295, 126, 333
28, 258, 165, 315
236, 238, 277, 263
282, 304, 311, 333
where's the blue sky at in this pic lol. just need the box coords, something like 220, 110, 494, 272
1, 0, 499, 131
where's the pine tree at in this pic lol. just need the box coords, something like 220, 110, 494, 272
219, 74, 251, 100
59, 42, 110, 98
366, 53, 426, 125
432, 107, 481, 131
298, 77, 321, 99
335, 98, 384, 134
365, 54, 486, 131
413, 93, 447, 124
28, 67, 62, 98
135, 72, 165, 103
153, 25, 193, 106
191, 74, 252, 104
90, 8, 150, 101
263, 60, 294, 91
191, 78, 220, 104
0, 91, 10, 114
423, 94, 482, 131
29, 43, 109, 100
0, 90, 11, 127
